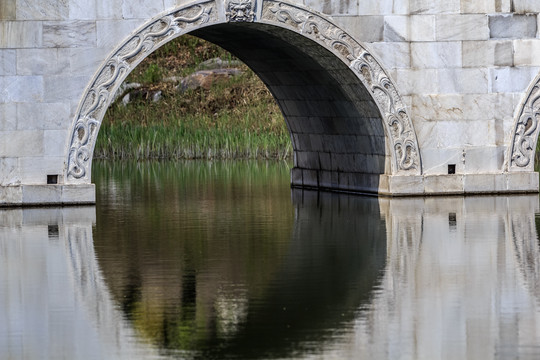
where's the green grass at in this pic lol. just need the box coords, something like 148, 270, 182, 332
96, 35, 291, 160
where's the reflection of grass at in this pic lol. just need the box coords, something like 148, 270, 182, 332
96, 35, 291, 160
92, 160, 294, 350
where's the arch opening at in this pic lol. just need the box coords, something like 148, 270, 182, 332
64, 0, 421, 195
192, 23, 387, 193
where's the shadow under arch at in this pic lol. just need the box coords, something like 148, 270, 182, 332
64, 0, 422, 195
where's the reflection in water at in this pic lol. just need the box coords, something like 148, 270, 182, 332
0, 207, 163, 359
2, 161, 540, 359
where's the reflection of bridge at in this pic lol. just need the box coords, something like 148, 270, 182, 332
3, 0, 540, 205
2, 195, 540, 358
0, 208, 163, 359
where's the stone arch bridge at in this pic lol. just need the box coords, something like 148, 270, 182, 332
1, 0, 540, 205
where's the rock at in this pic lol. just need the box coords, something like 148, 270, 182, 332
178, 68, 244, 92
162, 76, 182, 83
196, 57, 243, 70
121, 89, 162, 106
112, 82, 142, 103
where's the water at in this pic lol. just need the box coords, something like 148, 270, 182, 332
2, 160, 540, 359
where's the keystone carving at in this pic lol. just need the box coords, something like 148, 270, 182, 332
226, 0, 255, 22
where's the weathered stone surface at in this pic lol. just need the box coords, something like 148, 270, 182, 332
489, 14, 537, 38
461, 0, 497, 13
437, 68, 489, 94
305, 0, 358, 15
68, 47, 110, 75
43, 21, 97, 47
17, 49, 70, 75
122, 0, 165, 19
43, 75, 90, 103
22, 185, 62, 204
410, 0, 460, 14
424, 174, 464, 194
69, 0, 97, 20
0, 50, 16, 75
0, 131, 44, 157
0, 186, 22, 204
378, 14, 439, 42
0, 1, 16, 20
436, 15, 489, 41
0, 76, 44, 103
62, 184, 95, 204
0, 158, 19, 186
16, 0, 69, 20
16, 103, 71, 130
369, 42, 411, 68
411, 93, 514, 121
420, 147, 463, 175
43, 130, 69, 156
358, 0, 409, 15
463, 174, 506, 193
96, 20, 140, 48
395, 69, 439, 95
489, 66, 540, 93
463, 146, 505, 174
462, 40, 514, 67
411, 42, 462, 68
0, 104, 17, 131
514, 39, 540, 66
383, 16, 408, 41
513, 0, 540, 13
334, 16, 384, 42
18, 156, 63, 184
0, 21, 42, 48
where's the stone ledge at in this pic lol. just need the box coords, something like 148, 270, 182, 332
0, 184, 95, 206
291, 167, 539, 196
381, 172, 539, 196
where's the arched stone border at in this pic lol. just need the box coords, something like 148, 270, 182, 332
64, 0, 422, 184
506, 72, 540, 172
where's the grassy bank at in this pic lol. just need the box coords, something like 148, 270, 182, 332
95, 36, 292, 160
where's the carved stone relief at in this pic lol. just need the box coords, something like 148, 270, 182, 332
508, 75, 540, 171
226, 0, 255, 22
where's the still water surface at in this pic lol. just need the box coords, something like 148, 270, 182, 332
2, 160, 540, 359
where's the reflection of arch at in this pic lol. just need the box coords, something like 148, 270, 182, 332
64, 0, 421, 191
506, 73, 540, 171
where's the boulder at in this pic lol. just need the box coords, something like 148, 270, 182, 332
178, 68, 244, 92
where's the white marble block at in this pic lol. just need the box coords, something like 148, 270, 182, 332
462, 40, 513, 67
409, 0, 460, 14
411, 42, 462, 68
16, 0, 69, 20
43, 21, 97, 48
436, 15, 489, 41
0, 21, 42, 48
489, 14, 537, 38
